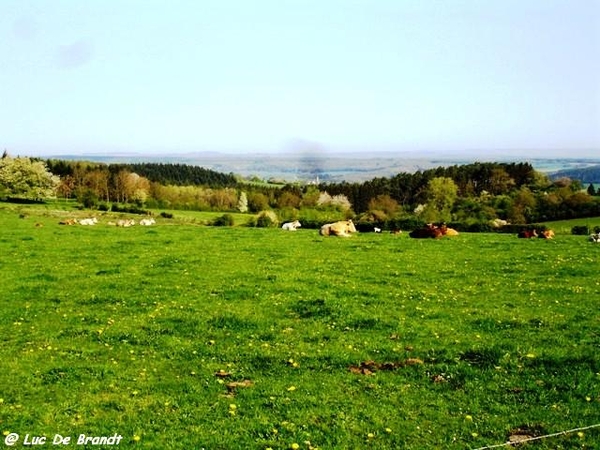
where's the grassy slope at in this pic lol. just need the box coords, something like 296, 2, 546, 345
0, 206, 598, 449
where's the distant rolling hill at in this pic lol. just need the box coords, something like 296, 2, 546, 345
548, 164, 600, 183
42, 152, 600, 183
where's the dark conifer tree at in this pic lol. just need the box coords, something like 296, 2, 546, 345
587, 183, 596, 196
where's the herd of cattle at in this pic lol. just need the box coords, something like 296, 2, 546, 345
408, 223, 460, 238
280, 219, 457, 238
285, 219, 565, 241
59, 217, 156, 227
517, 229, 555, 239
52, 216, 600, 242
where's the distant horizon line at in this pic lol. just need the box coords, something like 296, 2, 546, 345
11, 148, 600, 160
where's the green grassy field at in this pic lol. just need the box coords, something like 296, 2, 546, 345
0, 205, 599, 449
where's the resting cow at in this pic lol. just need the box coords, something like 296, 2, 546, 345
538, 230, 554, 239
319, 220, 357, 237
439, 224, 459, 236
409, 224, 443, 239
78, 218, 98, 226
281, 220, 301, 231
518, 229, 538, 238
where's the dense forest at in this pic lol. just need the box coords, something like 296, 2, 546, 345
46, 160, 237, 188
319, 162, 538, 213
2, 155, 600, 229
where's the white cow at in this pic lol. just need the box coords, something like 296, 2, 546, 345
79, 217, 98, 225
374, 227, 382, 233
117, 219, 135, 227
319, 220, 357, 237
281, 220, 301, 231
589, 233, 600, 243
139, 218, 156, 226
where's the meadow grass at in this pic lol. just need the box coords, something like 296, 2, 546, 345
0, 206, 599, 449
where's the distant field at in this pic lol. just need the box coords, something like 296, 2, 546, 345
1, 205, 599, 449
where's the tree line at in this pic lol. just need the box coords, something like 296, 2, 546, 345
2, 154, 599, 228
316, 162, 599, 225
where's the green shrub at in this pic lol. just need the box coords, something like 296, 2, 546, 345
255, 210, 279, 228
391, 217, 426, 231
79, 189, 98, 209
3, 197, 45, 204
465, 222, 494, 233
111, 203, 150, 215
212, 213, 235, 226
571, 225, 590, 235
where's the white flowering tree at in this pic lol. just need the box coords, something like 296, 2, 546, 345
237, 191, 248, 213
0, 155, 60, 200
317, 191, 352, 211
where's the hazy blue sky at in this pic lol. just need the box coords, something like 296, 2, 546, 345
1, 0, 599, 157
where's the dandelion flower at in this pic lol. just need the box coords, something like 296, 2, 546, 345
367, 433, 375, 439
287, 386, 296, 392
133, 435, 141, 442
290, 444, 300, 450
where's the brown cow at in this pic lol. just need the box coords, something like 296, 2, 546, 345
319, 220, 357, 237
409, 224, 443, 239
538, 230, 555, 239
517, 229, 538, 238
439, 224, 459, 236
